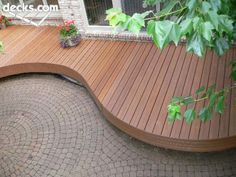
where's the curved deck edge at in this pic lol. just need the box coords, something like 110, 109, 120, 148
1, 62, 236, 152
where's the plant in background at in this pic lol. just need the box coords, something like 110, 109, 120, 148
58, 20, 81, 48
0, 15, 12, 29
106, 0, 236, 124
0, 41, 3, 53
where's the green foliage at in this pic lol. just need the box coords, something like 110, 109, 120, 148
147, 20, 181, 48
106, 8, 127, 27
106, 0, 235, 58
167, 83, 235, 123
106, 9, 151, 34
168, 103, 181, 122
184, 109, 196, 124
231, 60, 236, 81
0, 41, 3, 53
143, 0, 165, 7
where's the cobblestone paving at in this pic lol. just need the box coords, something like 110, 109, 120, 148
0, 74, 236, 177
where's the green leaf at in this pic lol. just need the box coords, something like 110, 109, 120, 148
187, 0, 198, 11
151, 20, 172, 48
209, 93, 217, 109
0, 41, 4, 53
105, 8, 127, 27
184, 109, 196, 124
214, 37, 230, 56
149, 20, 181, 49
124, 13, 146, 34
155, 0, 179, 17
206, 85, 216, 98
154, 20, 173, 48
200, 21, 214, 42
183, 96, 194, 105
147, 20, 155, 36
207, 10, 219, 30
230, 69, 236, 81
231, 60, 236, 68
171, 96, 183, 104
132, 13, 145, 27
192, 16, 203, 31
201, 1, 211, 14
209, 0, 222, 12
143, 0, 159, 7
199, 107, 212, 122
106, 8, 122, 16
215, 95, 225, 114
231, 60, 236, 81
180, 18, 193, 35
141, 10, 153, 18
195, 86, 205, 95
186, 33, 206, 57
168, 103, 182, 122
169, 23, 181, 46
218, 15, 234, 34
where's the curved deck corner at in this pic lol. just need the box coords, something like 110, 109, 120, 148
0, 26, 236, 152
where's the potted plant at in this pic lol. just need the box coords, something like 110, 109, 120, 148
58, 20, 81, 48
0, 15, 12, 29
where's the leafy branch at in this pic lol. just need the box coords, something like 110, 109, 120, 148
168, 82, 236, 124
168, 50, 236, 123
144, 6, 187, 21
106, 0, 235, 57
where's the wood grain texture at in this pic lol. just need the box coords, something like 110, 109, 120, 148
0, 26, 236, 152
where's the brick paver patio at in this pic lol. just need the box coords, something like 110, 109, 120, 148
0, 74, 236, 177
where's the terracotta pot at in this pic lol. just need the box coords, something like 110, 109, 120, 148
60, 34, 81, 48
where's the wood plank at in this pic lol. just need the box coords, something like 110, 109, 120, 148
77, 41, 113, 75
0, 27, 42, 66
104, 44, 147, 110
118, 44, 157, 122
169, 51, 193, 139
90, 42, 129, 89
95, 42, 135, 98
158, 45, 187, 137
101, 43, 142, 105
229, 48, 236, 136
102, 43, 144, 109
136, 45, 175, 130
25, 28, 59, 63
188, 50, 213, 140
199, 50, 218, 140
122, 45, 162, 124
88, 42, 126, 86
147, 46, 182, 134
209, 53, 226, 139
65, 40, 97, 67
129, 46, 170, 127
219, 50, 232, 138
6, 27, 51, 65
110, 43, 152, 116
1, 26, 236, 152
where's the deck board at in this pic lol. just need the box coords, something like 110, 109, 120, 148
1, 25, 236, 152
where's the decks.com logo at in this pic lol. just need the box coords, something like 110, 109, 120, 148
2, 3, 59, 12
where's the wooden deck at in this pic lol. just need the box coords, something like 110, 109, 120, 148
1, 26, 236, 152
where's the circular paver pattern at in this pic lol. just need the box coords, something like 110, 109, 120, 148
0, 74, 236, 177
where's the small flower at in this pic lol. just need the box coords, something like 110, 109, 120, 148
58, 25, 63, 30
66, 26, 70, 31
